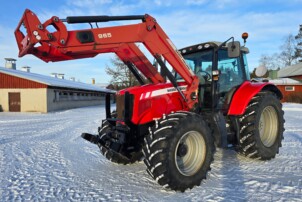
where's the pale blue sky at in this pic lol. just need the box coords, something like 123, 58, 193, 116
1, 0, 301, 84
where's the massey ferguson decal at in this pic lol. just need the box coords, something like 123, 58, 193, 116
139, 86, 187, 100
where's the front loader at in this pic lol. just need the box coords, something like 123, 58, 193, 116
15, 9, 284, 191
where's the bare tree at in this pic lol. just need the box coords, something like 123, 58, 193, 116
259, 53, 282, 70
258, 34, 299, 69
279, 34, 298, 67
105, 56, 141, 90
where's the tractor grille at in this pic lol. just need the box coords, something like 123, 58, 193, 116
116, 94, 125, 119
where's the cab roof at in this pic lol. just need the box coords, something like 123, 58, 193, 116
179, 41, 249, 55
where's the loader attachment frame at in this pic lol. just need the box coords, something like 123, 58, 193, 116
15, 9, 199, 109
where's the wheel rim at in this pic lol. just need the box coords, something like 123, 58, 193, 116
175, 131, 206, 176
259, 106, 279, 147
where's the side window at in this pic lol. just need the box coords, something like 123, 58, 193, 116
218, 50, 244, 93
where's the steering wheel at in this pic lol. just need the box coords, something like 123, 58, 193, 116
197, 70, 211, 81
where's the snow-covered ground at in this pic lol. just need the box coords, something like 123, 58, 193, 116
0, 104, 301, 201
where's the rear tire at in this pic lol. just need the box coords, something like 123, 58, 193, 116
237, 92, 284, 160
143, 111, 215, 192
98, 121, 142, 165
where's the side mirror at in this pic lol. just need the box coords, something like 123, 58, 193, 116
227, 41, 241, 58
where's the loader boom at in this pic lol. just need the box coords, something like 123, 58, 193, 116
15, 9, 199, 108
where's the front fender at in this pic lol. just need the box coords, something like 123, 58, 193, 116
227, 81, 282, 116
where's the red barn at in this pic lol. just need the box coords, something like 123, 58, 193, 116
278, 62, 302, 81
271, 63, 302, 102
269, 78, 302, 102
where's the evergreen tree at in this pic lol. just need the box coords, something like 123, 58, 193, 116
294, 24, 302, 62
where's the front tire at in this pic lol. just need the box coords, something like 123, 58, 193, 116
143, 112, 215, 192
237, 92, 284, 160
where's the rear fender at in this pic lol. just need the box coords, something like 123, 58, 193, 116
227, 81, 282, 116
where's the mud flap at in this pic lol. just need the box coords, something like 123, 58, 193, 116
205, 111, 228, 148
212, 112, 228, 148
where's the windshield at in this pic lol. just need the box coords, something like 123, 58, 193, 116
178, 49, 245, 94
176, 50, 213, 80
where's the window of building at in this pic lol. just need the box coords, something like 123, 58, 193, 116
54, 90, 104, 102
285, 86, 295, 91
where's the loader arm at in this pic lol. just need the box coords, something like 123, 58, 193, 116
15, 9, 199, 107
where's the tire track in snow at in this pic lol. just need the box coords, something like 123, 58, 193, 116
0, 104, 301, 201
1, 139, 112, 201
0, 107, 143, 201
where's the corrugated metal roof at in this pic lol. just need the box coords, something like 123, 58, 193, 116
0, 67, 115, 93
278, 62, 302, 78
269, 78, 302, 85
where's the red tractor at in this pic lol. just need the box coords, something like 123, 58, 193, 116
15, 9, 284, 191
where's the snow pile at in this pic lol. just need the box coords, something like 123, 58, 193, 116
0, 104, 301, 201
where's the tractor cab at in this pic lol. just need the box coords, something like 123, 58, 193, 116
178, 40, 250, 111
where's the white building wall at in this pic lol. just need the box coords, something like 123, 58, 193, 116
0, 88, 108, 113
46, 88, 104, 112
0, 88, 47, 112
